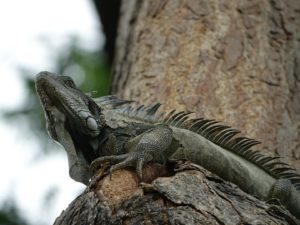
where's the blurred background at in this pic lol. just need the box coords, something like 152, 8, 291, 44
0, 0, 120, 224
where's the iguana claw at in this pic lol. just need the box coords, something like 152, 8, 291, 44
90, 150, 154, 179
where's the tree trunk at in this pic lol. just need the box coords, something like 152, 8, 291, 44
113, 0, 300, 171
54, 0, 300, 224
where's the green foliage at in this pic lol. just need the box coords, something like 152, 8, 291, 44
0, 200, 28, 225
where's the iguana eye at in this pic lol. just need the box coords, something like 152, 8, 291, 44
65, 79, 75, 88
86, 117, 98, 131
59, 76, 76, 88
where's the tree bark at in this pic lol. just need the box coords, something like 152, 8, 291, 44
112, 0, 300, 171
55, 0, 300, 224
54, 162, 298, 225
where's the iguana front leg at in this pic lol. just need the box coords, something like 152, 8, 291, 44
90, 125, 173, 178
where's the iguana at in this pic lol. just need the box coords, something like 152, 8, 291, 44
36, 71, 300, 220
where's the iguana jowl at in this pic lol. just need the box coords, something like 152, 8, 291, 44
36, 71, 300, 219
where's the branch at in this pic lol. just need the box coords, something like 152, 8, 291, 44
54, 161, 299, 225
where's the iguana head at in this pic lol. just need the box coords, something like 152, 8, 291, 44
36, 71, 106, 184
36, 71, 105, 138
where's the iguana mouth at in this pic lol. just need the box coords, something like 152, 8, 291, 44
35, 71, 58, 109
36, 84, 54, 108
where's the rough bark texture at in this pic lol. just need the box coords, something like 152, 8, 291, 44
54, 162, 298, 225
112, 0, 300, 172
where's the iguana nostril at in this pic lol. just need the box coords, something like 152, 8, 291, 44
86, 117, 98, 131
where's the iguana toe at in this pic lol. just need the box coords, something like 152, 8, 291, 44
90, 154, 128, 174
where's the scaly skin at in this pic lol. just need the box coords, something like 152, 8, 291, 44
36, 72, 300, 220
